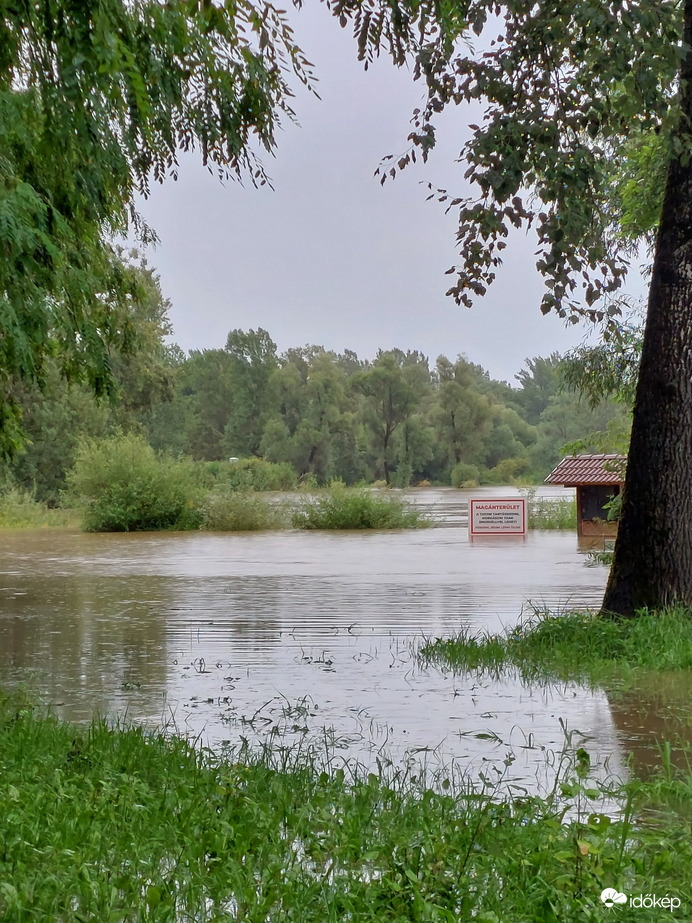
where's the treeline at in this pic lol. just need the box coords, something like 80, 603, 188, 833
0, 264, 629, 504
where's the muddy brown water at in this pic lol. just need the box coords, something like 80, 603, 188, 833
0, 487, 683, 790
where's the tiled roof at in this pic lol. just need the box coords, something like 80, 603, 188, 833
545, 454, 626, 486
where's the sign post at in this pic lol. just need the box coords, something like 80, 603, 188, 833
469, 498, 526, 536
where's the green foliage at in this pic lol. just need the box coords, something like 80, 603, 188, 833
335, 0, 678, 321
561, 319, 643, 410
67, 433, 201, 532
513, 355, 564, 425
220, 457, 297, 492
1, 251, 180, 496
421, 607, 692, 684
450, 462, 480, 488
524, 490, 578, 530
7, 319, 635, 501
612, 132, 670, 243
352, 349, 431, 485
0, 1, 314, 452
0, 487, 77, 529
201, 489, 287, 531
2, 697, 692, 921
4, 367, 114, 505
292, 484, 427, 530
222, 329, 278, 458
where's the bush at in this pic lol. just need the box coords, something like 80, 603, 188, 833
292, 483, 427, 530
481, 457, 532, 485
224, 457, 297, 492
391, 462, 413, 489
450, 462, 480, 488
201, 489, 287, 531
67, 433, 202, 532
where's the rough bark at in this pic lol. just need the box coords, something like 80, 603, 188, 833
602, 0, 692, 616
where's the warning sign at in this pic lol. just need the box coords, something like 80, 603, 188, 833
469, 498, 526, 535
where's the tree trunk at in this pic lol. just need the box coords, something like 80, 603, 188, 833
602, 0, 692, 616
382, 423, 390, 486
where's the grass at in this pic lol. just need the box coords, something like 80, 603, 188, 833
0, 487, 78, 529
292, 484, 428, 530
420, 606, 692, 685
201, 488, 288, 531
1, 692, 691, 921
522, 489, 578, 530
0, 484, 429, 534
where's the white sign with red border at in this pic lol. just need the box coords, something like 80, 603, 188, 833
469, 498, 526, 535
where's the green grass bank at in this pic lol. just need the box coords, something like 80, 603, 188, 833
420, 607, 692, 686
1, 694, 691, 921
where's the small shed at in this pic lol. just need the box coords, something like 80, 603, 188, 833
545, 454, 626, 537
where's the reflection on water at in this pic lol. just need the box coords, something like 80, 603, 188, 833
0, 487, 680, 787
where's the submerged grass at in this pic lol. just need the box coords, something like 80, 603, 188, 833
0, 487, 78, 529
1, 694, 691, 921
420, 606, 692, 685
292, 484, 428, 530
201, 488, 288, 531
522, 489, 578, 530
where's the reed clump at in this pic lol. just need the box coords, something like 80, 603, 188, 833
201, 489, 288, 531
292, 483, 428, 530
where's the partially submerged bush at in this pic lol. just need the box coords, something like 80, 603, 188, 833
292, 484, 427, 530
201, 489, 287, 531
67, 433, 202, 532
224, 457, 297, 491
481, 457, 533, 485
450, 462, 480, 488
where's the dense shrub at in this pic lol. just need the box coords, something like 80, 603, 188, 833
204, 457, 298, 491
201, 489, 287, 531
67, 433, 202, 532
481, 457, 533, 485
450, 462, 480, 488
292, 484, 427, 530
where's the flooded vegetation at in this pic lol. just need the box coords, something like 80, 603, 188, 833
3, 488, 692, 917
0, 487, 678, 785
3, 694, 691, 921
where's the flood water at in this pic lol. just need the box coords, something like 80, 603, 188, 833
0, 487, 684, 790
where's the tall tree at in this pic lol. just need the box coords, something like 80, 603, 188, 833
431, 356, 494, 471
261, 347, 359, 482
352, 349, 430, 485
514, 355, 563, 426
0, 0, 314, 454
181, 349, 236, 460
332, 0, 690, 616
3, 252, 178, 500
222, 328, 278, 457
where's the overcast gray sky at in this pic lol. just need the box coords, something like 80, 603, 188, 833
138, 3, 646, 384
